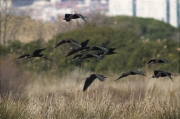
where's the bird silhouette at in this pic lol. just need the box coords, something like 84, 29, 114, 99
97, 48, 117, 56
148, 59, 169, 65
66, 46, 113, 57
115, 70, 146, 80
65, 48, 82, 57
54, 39, 89, 48
83, 74, 106, 91
63, 13, 87, 22
18, 48, 46, 59
80, 46, 111, 52
72, 54, 102, 60
149, 70, 177, 82
65, 39, 90, 57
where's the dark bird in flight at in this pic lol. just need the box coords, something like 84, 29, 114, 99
66, 46, 112, 57
65, 39, 90, 57
148, 59, 169, 65
83, 74, 106, 91
72, 54, 102, 60
63, 13, 87, 22
54, 39, 89, 48
80, 46, 112, 52
18, 48, 46, 59
65, 48, 82, 57
115, 70, 146, 81
149, 70, 177, 82
97, 48, 117, 56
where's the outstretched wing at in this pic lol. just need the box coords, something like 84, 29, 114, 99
159, 59, 169, 64
33, 48, 46, 55
97, 51, 105, 56
94, 46, 109, 52
54, 38, 80, 48
75, 13, 87, 22
148, 59, 156, 65
69, 39, 82, 48
115, 72, 129, 81
65, 48, 81, 57
83, 74, 97, 91
133, 71, 146, 76
162, 72, 174, 82
89, 54, 102, 59
17, 54, 30, 59
54, 40, 69, 48
72, 54, 84, 60
80, 39, 89, 48
95, 74, 106, 81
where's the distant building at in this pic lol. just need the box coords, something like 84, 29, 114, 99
109, 0, 133, 16
11, 0, 35, 7
109, 0, 180, 27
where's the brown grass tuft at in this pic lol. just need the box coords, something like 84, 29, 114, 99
1, 68, 180, 119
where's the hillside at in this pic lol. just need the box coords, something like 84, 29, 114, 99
1, 15, 178, 44
1, 15, 180, 119
1, 15, 179, 74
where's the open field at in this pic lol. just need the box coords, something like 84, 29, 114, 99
1, 15, 179, 119
1, 68, 180, 119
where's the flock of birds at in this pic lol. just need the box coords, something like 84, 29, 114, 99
17, 13, 178, 92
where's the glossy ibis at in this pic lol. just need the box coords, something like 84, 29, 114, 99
115, 70, 146, 80
72, 54, 102, 60
97, 48, 117, 56
65, 39, 90, 57
149, 70, 177, 82
80, 46, 111, 52
63, 13, 87, 22
18, 48, 46, 59
54, 39, 89, 48
148, 59, 169, 65
83, 74, 106, 91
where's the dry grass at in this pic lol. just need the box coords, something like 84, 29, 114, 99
0, 57, 31, 96
1, 68, 180, 119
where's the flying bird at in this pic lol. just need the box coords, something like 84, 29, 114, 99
115, 70, 146, 81
65, 48, 82, 57
54, 39, 89, 48
72, 54, 102, 60
65, 39, 90, 57
63, 13, 87, 22
80, 46, 112, 52
83, 74, 106, 91
97, 48, 117, 56
70, 46, 111, 56
149, 70, 177, 82
18, 48, 46, 59
148, 59, 169, 65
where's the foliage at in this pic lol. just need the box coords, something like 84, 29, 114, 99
1, 15, 179, 118
1, 16, 179, 74
106, 16, 177, 40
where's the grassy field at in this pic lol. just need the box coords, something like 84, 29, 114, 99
1, 13, 179, 119
1, 67, 180, 119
